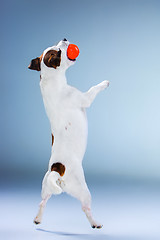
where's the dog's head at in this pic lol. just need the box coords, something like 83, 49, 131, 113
28, 39, 77, 73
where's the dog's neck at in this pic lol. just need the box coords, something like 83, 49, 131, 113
40, 68, 67, 89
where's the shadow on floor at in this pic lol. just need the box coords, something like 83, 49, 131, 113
37, 228, 147, 240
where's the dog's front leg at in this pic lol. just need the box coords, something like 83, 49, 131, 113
82, 80, 109, 108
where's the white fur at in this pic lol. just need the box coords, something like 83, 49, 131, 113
33, 40, 109, 228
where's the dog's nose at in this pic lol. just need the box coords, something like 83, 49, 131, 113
63, 38, 67, 41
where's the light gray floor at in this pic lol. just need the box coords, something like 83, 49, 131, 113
0, 180, 160, 240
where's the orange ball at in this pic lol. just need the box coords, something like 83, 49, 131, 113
67, 44, 80, 60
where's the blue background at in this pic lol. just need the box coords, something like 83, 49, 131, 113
1, 1, 160, 239
1, 0, 160, 184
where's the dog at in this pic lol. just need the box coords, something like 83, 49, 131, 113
28, 38, 109, 228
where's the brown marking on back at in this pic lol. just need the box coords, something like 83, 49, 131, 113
51, 162, 65, 176
28, 53, 43, 71
51, 133, 54, 146
43, 49, 61, 69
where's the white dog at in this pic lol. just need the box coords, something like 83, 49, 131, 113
28, 39, 109, 228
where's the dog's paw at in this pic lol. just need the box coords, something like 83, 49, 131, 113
34, 216, 41, 225
92, 223, 103, 229
91, 219, 103, 229
99, 80, 109, 90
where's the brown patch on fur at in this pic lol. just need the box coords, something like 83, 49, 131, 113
43, 49, 61, 69
51, 162, 65, 176
28, 53, 43, 71
39, 53, 43, 62
51, 134, 54, 146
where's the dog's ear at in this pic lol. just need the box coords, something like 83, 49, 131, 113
43, 49, 61, 69
28, 57, 41, 71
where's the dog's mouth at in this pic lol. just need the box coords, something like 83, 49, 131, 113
67, 57, 76, 62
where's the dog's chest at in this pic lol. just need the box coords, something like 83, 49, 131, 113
40, 78, 87, 135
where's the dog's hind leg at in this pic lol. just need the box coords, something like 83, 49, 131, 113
34, 171, 51, 224
80, 187, 103, 229
65, 169, 102, 229
34, 170, 63, 224
34, 193, 51, 225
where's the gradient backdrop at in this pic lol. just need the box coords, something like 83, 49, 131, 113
1, 0, 160, 185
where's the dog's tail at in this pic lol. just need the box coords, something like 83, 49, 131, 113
41, 171, 63, 198
47, 171, 63, 194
